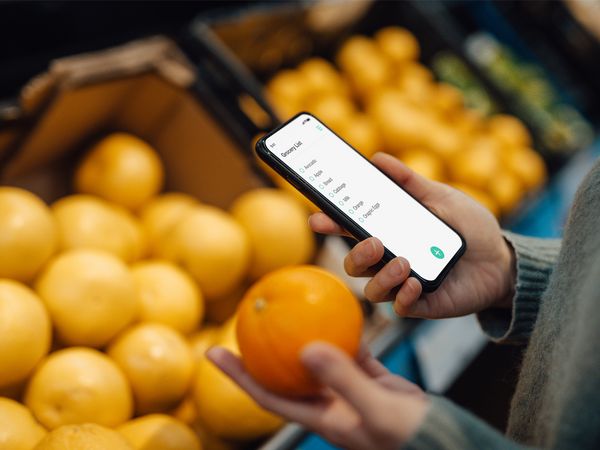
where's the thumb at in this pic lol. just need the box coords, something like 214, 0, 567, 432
301, 342, 379, 413
371, 152, 436, 201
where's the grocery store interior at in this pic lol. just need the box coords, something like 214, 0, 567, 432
1, 1, 599, 449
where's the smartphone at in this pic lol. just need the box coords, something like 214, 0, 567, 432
256, 112, 466, 292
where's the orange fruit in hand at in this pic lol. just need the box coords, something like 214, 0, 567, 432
236, 266, 363, 397
75, 133, 164, 211
0, 187, 57, 282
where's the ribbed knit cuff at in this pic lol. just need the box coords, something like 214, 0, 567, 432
477, 231, 561, 344
403, 395, 517, 450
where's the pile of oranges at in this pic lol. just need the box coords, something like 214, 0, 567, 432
265, 27, 547, 218
0, 132, 365, 449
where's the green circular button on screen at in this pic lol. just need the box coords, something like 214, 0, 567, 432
430, 246, 444, 259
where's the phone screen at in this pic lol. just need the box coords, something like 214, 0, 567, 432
263, 113, 464, 282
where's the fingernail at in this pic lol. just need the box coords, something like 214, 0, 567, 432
394, 258, 407, 276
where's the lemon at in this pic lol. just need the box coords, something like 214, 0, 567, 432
35, 249, 137, 348
433, 83, 464, 115
374, 27, 420, 65
0, 397, 46, 449
298, 57, 348, 98
158, 206, 250, 299
0, 280, 51, 388
108, 323, 194, 414
75, 133, 164, 211
230, 189, 315, 280
503, 147, 547, 190
131, 261, 204, 335
25, 348, 133, 429
34, 423, 132, 450
138, 193, 198, 256
0, 187, 57, 282
489, 171, 525, 215
337, 113, 382, 159
52, 195, 145, 263
204, 284, 247, 325
487, 114, 532, 148
118, 414, 200, 450
401, 151, 445, 182
189, 325, 221, 364
169, 396, 198, 426
306, 94, 356, 133
450, 183, 500, 218
193, 323, 283, 440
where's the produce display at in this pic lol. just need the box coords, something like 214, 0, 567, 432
0, 131, 353, 449
265, 27, 548, 218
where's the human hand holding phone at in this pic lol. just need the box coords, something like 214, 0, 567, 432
310, 152, 517, 319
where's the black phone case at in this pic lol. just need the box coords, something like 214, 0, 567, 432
256, 112, 466, 292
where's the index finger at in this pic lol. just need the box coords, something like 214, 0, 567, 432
309, 212, 350, 237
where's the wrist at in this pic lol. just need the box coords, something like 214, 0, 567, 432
494, 238, 516, 309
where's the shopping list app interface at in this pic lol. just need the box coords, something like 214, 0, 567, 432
265, 114, 463, 281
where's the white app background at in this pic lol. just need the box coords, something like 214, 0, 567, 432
266, 114, 463, 281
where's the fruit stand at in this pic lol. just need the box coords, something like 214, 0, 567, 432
1, 1, 599, 449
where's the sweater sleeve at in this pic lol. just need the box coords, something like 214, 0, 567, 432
477, 231, 561, 344
403, 395, 535, 450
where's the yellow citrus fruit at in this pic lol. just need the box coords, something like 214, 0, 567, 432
193, 319, 283, 440
450, 183, 500, 218
25, 348, 133, 429
0, 280, 51, 389
52, 195, 145, 263
158, 206, 250, 299
423, 121, 465, 161
118, 414, 200, 450
489, 170, 525, 215
189, 325, 221, 364
35, 249, 137, 348
487, 114, 532, 148
131, 261, 204, 335
34, 423, 133, 450
433, 83, 464, 115
108, 323, 194, 414
450, 144, 501, 190
298, 57, 348, 98
75, 133, 164, 211
401, 151, 445, 182
139, 193, 198, 256
503, 147, 547, 190
337, 113, 382, 158
306, 94, 356, 133
0, 397, 46, 449
0, 187, 57, 282
230, 189, 315, 280
204, 283, 247, 325
369, 90, 436, 153
374, 27, 420, 64
169, 396, 197, 426
266, 70, 309, 119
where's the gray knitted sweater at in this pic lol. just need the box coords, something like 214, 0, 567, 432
405, 160, 600, 450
